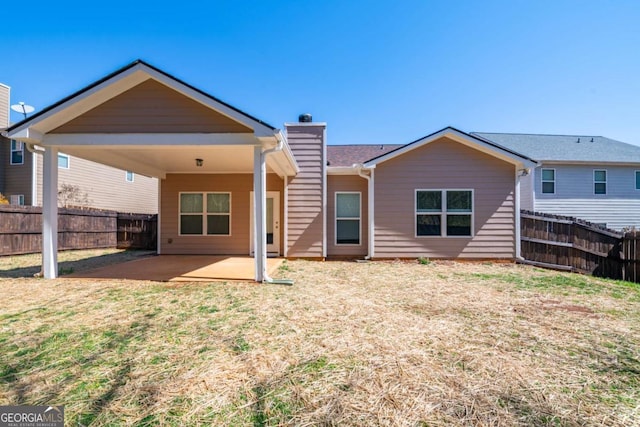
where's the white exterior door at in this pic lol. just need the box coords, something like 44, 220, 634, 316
250, 191, 280, 255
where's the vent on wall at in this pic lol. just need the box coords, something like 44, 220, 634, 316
298, 113, 312, 123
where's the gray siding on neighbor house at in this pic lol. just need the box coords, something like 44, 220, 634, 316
327, 175, 368, 257
374, 137, 516, 259
36, 154, 158, 213
2, 137, 33, 205
285, 124, 325, 258
533, 164, 640, 229
160, 173, 284, 255
51, 79, 252, 134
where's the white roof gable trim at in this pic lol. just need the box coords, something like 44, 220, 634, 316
363, 127, 538, 169
5, 62, 276, 142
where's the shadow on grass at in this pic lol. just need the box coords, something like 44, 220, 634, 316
0, 250, 156, 278
0, 317, 153, 425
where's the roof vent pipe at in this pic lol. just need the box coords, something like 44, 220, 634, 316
298, 113, 312, 123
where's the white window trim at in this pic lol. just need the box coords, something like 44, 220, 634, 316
594, 169, 607, 195
541, 168, 556, 194
10, 140, 24, 165
178, 191, 232, 236
126, 171, 134, 182
58, 153, 70, 170
415, 189, 474, 238
335, 191, 361, 246
635, 170, 640, 191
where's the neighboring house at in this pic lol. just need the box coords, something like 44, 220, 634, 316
473, 133, 640, 230
0, 83, 157, 212
0, 60, 546, 281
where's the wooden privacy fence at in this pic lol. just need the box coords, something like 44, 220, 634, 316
0, 205, 157, 256
520, 210, 639, 283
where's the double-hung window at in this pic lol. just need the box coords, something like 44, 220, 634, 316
416, 190, 473, 237
541, 169, 555, 194
594, 170, 607, 195
179, 192, 231, 235
335, 192, 361, 245
10, 140, 24, 165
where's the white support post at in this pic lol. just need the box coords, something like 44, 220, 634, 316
515, 169, 522, 260
253, 146, 266, 282
42, 147, 59, 279
369, 168, 375, 259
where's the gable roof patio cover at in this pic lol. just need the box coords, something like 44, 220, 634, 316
2, 60, 299, 282
3, 60, 299, 178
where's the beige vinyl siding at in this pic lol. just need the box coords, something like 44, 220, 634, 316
285, 124, 325, 258
374, 137, 516, 259
37, 154, 158, 213
160, 173, 284, 255
327, 175, 368, 257
2, 137, 33, 204
0, 84, 9, 128
51, 79, 252, 134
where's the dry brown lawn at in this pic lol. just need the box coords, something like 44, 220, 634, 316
1, 250, 639, 426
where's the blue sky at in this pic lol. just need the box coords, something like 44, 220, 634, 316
2, 1, 640, 146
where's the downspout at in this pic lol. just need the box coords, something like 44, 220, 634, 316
356, 164, 374, 260
261, 132, 293, 285
515, 167, 528, 261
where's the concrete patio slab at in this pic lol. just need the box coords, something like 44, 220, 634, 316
66, 255, 283, 282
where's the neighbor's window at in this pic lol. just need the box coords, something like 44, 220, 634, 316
416, 190, 473, 237
594, 170, 607, 195
541, 168, 555, 194
336, 192, 360, 245
10, 140, 24, 165
126, 171, 134, 182
635, 171, 640, 190
10, 194, 24, 205
179, 192, 231, 235
58, 153, 70, 169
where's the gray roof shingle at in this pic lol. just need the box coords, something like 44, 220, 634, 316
472, 132, 640, 163
327, 144, 403, 167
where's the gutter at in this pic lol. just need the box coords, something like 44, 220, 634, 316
261, 131, 293, 285
355, 163, 375, 260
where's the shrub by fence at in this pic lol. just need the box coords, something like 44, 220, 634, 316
520, 210, 639, 283
0, 205, 157, 256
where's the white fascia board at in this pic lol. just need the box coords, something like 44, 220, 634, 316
4, 127, 44, 143
8, 68, 148, 136
327, 166, 360, 175
140, 64, 275, 137
42, 133, 260, 146
363, 128, 537, 169
539, 160, 640, 167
